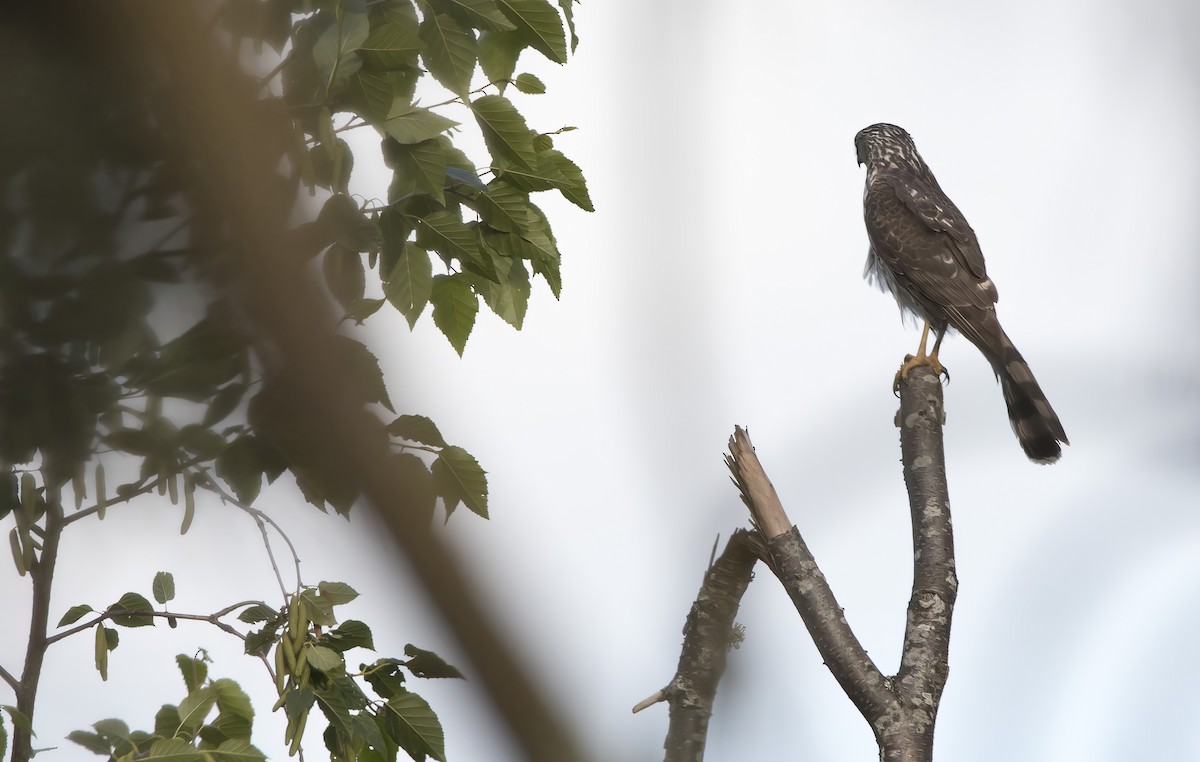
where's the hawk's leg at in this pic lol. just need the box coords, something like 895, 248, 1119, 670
893, 321, 950, 393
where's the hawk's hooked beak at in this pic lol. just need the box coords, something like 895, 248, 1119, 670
854, 134, 868, 166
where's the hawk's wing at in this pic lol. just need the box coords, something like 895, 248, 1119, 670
866, 170, 999, 319
880, 171, 989, 283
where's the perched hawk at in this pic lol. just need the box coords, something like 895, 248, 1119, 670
855, 123, 1068, 463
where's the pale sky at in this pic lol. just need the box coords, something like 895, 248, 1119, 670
6, 1, 1199, 760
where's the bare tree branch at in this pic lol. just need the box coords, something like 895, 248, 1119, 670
726, 427, 893, 720
874, 366, 958, 760
637, 530, 760, 762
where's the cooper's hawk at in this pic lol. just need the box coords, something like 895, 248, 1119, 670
855, 123, 1069, 463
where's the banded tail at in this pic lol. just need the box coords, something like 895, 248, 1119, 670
991, 330, 1069, 463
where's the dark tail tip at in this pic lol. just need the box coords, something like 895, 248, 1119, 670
1000, 370, 1069, 464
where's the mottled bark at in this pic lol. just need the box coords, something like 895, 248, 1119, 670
710, 365, 956, 761
652, 531, 760, 762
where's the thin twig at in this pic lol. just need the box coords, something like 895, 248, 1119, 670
46, 608, 250, 648
0, 663, 18, 692
202, 476, 302, 595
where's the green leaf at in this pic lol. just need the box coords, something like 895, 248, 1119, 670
319, 195, 383, 253
403, 644, 465, 679
545, 148, 592, 210
432, 445, 488, 517
243, 622, 280, 658
385, 414, 447, 446
496, 0, 567, 63
58, 604, 94, 627
420, 14, 477, 96
384, 692, 446, 761
0, 718, 7, 760
512, 72, 545, 93
480, 224, 560, 298
476, 256, 530, 329
382, 105, 459, 144
471, 94, 536, 169
323, 619, 375, 652
385, 243, 433, 328
146, 737, 203, 759
176, 654, 209, 694
108, 592, 155, 627
236, 603, 279, 624
305, 645, 345, 672
68, 730, 110, 755
524, 201, 562, 297
559, 0, 578, 51
212, 677, 256, 723
381, 138, 449, 204
313, 9, 370, 94
176, 686, 217, 737
475, 180, 531, 234
208, 739, 266, 760
318, 580, 360, 605
414, 210, 488, 274
323, 245, 367, 308
359, 11, 423, 70
444, 0, 516, 31
152, 571, 175, 604
430, 275, 479, 356
1, 706, 33, 737
299, 588, 337, 627
478, 30, 524, 92
343, 297, 386, 325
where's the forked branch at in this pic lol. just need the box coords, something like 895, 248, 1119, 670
645, 365, 957, 762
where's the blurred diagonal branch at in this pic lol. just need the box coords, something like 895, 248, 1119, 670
121, 5, 591, 761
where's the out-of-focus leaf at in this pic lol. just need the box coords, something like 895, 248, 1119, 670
215, 436, 264, 504
319, 195, 383, 253
385, 414, 447, 446
431, 445, 488, 517
403, 644, 465, 679
323, 245, 367, 308
176, 654, 208, 694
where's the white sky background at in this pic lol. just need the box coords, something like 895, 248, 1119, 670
5, 1, 1200, 760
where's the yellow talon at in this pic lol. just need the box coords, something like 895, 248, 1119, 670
893, 320, 948, 394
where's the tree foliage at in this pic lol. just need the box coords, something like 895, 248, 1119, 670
0, 0, 586, 759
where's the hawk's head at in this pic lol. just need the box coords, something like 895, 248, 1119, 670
855, 123, 925, 173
